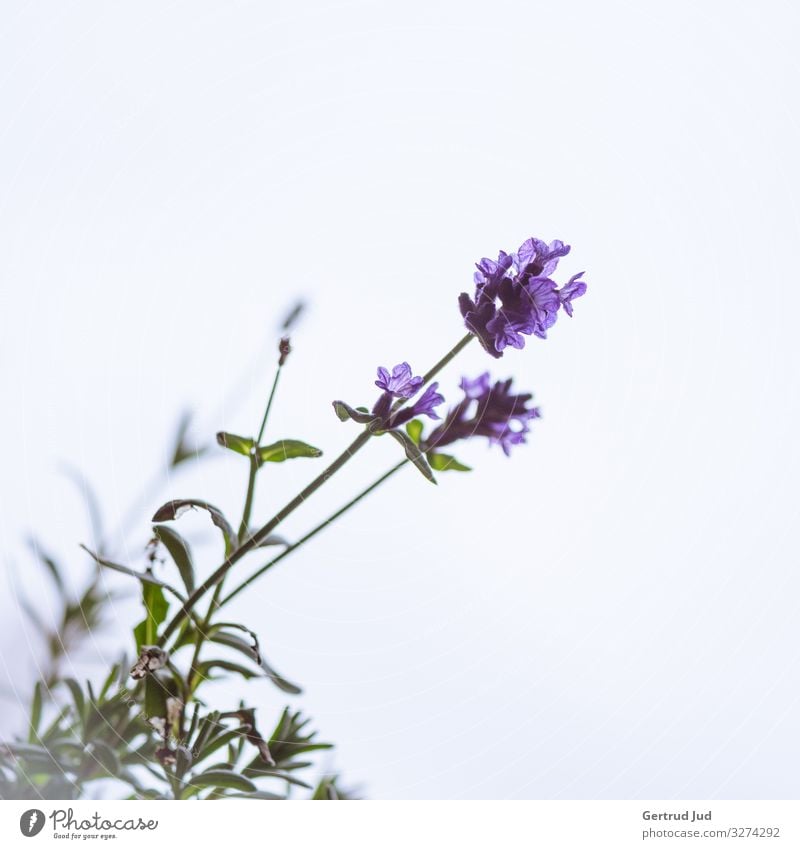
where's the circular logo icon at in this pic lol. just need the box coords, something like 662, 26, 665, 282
19, 809, 45, 837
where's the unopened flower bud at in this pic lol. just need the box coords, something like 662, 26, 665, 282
278, 336, 292, 366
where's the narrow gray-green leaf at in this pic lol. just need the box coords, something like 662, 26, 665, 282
226, 790, 285, 800
191, 711, 221, 757
63, 679, 86, 725
257, 439, 322, 465
195, 659, 261, 681
427, 452, 472, 472
332, 401, 375, 424
86, 740, 121, 776
240, 532, 290, 549
80, 545, 186, 603
252, 533, 289, 548
189, 769, 256, 793
388, 430, 436, 484
171, 410, 206, 467
150, 499, 237, 555
153, 524, 195, 593
28, 681, 43, 743
244, 767, 312, 789
215, 431, 255, 458
208, 626, 302, 695
175, 745, 193, 779
27, 538, 64, 593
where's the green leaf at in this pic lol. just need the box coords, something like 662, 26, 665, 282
27, 538, 64, 594
63, 679, 86, 725
186, 703, 200, 746
170, 411, 206, 468
191, 711, 221, 758
215, 431, 255, 458
281, 300, 305, 331
208, 625, 302, 695
172, 621, 199, 652
427, 452, 472, 472
195, 659, 261, 682
218, 708, 274, 766
19, 596, 47, 632
144, 674, 170, 723
225, 790, 285, 800
83, 691, 138, 742
85, 740, 121, 777
151, 499, 237, 555
332, 401, 376, 424
312, 774, 357, 800
312, 777, 340, 799
243, 708, 331, 776
187, 769, 257, 794
257, 439, 322, 465
388, 430, 436, 484
192, 728, 249, 766
134, 583, 169, 650
175, 745, 193, 779
243, 765, 312, 789
0, 742, 61, 767
153, 525, 195, 593
252, 534, 289, 548
28, 681, 43, 743
98, 661, 122, 700
405, 419, 424, 445
80, 545, 186, 603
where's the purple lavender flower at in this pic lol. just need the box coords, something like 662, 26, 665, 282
375, 362, 424, 398
371, 362, 444, 428
559, 272, 587, 317
514, 238, 571, 278
424, 372, 540, 456
474, 251, 514, 297
460, 372, 492, 400
459, 236, 587, 357
457, 294, 499, 357
390, 382, 444, 428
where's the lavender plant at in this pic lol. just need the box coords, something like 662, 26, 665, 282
0, 236, 587, 800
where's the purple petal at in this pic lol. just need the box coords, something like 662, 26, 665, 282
559, 272, 587, 317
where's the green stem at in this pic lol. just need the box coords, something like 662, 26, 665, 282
420, 332, 474, 384
221, 459, 408, 607
238, 364, 283, 540
237, 456, 259, 542
257, 367, 282, 445
194, 362, 284, 680
158, 332, 473, 646
186, 582, 223, 694
159, 428, 372, 646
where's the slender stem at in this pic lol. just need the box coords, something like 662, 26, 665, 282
158, 332, 474, 646
186, 583, 222, 693
420, 332, 473, 384
238, 364, 283, 540
256, 367, 282, 446
221, 459, 408, 607
197, 361, 284, 675
158, 428, 373, 646
237, 456, 259, 542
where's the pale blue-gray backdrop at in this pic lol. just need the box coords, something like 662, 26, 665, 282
1, 0, 798, 799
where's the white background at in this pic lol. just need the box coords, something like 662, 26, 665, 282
1, 0, 799, 799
